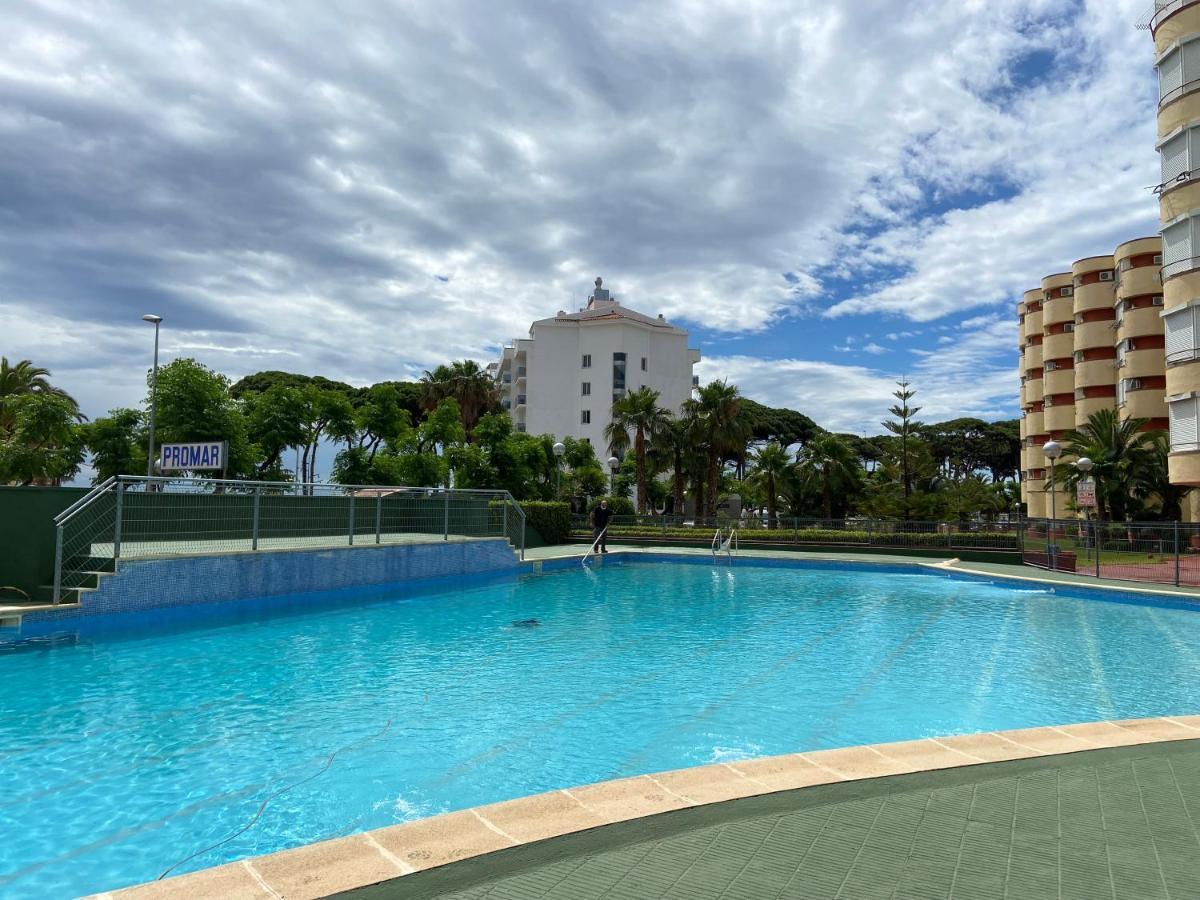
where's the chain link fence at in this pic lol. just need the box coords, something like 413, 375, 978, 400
53, 476, 526, 603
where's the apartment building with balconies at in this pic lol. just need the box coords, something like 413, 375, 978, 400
1152, 0, 1200, 490
493, 278, 701, 453
1018, 239, 1165, 518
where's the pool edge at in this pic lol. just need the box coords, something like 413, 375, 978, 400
94, 715, 1200, 900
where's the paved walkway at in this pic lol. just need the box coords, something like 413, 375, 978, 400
346, 740, 1200, 900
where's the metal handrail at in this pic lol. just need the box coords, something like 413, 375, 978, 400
52, 476, 529, 601
54, 476, 116, 526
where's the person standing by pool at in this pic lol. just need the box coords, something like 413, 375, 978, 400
591, 499, 611, 554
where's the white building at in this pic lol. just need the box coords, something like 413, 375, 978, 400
492, 278, 701, 453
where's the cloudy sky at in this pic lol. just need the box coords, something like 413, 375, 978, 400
1, 0, 1161, 436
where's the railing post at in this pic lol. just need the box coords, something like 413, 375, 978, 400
113, 481, 124, 568
444, 489, 450, 541
348, 492, 356, 546
375, 494, 383, 545
252, 486, 261, 551
947, 521, 953, 549
520, 504, 526, 561
1095, 521, 1101, 579
52, 524, 64, 604
1175, 521, 1182, 587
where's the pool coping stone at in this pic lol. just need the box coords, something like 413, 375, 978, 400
92, 715, 1200, 900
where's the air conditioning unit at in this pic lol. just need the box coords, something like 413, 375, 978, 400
1099, 271, 1114, 281
1128, 378, 1143, 391
1153, 295, 1165, 306
1154, 254, 1163, 264
1061, 287, 1073, 297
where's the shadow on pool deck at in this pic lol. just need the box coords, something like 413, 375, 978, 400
337, 740, 1200, 900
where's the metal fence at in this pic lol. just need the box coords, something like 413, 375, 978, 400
52, 476, 527, 603
570, 515, 1021, 552
1022, 518, 1200, 587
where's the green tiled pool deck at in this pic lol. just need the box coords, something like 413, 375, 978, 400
342, 740, 1200, 900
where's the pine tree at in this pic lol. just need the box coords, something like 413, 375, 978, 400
882, 378, 924, 506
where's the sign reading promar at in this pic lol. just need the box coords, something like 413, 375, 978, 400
159, 441, 228, 471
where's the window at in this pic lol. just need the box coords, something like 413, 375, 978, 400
1163, 213, 1200, 278
1158, 40, 1200, 103
1045, 360, 1058, 371
581, 410, 591, 425
1074, 350, 1085, 363
1073, 275, 1083, 288
1166, 303, 1200, 364
1120, 258, 1133, 271
1044, 395, 1053, 407
1075, 388, 1086, 401
1117, 378, 1128, 406
1153, 295, 1165, 306
581, 354, 592, 368
1155, 254, 1164, 264
1170, 396, 1200, 451
1063, 322, 1074, 333
641, 357, 647, 371
516, 422, 526, 433
612, 352, 626, 391
581, 381, 591, 396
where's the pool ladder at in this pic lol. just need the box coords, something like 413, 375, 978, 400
712, 528, 737, 564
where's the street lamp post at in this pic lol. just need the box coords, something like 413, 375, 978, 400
608, 455, 619, 497
553, 441, 565, 497
142, 314, 163, 478
1043, 440, 1062, 570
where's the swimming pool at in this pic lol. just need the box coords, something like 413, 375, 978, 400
2, 556, 1199, 897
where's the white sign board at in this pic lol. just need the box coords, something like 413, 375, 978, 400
159, 441, 228, 472
1077, 479, 1097, 508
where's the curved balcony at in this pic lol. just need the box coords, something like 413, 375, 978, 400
1117, 265, 1163, 298
1044, 404, 1075, 433
1123, 347, 1167, 380
1076, 395, 1115, 426
1169, 449, 1200, 485
1073, 282, 1116, 314
1152, 1, 1200, 47
1074, 358, 1116, 389
1044, 367, 1074, 396
1123, 389, 1168, 422
1073, 319, 1115, 350
1120, 305, 1166, 338
1042, 296, 1074, 327
1025, 344, 1044, 371
1167, 358, 1200, 395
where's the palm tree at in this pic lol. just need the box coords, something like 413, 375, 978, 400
418, 360, 498, 437
647, 415, 691, 516
0, 358, 82, 431
1055, 409, 1161, 521
605, 387, 670, 514
796, 432, 863, 521
748, 442, 791, 528
688, 380, 748, 518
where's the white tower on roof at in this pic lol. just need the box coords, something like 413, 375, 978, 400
493, 277, 701, 455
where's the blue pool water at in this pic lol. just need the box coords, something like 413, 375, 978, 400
3, 557, 1200, 897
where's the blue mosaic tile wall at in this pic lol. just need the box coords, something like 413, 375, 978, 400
23, 539, 520, 624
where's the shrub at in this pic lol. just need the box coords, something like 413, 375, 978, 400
588, 496, 635, 518
521, 501, 572, 545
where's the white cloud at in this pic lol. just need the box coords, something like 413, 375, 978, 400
0, 0, 1157, 423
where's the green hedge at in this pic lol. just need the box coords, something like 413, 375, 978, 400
521, 501, 572, 545
588, 496, 635, 517
569, 525, 1019, 550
